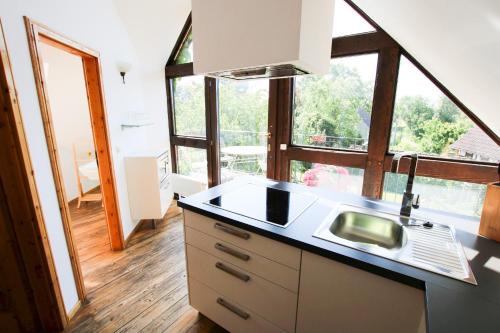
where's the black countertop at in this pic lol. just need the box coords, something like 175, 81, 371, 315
178, 178, 500, 333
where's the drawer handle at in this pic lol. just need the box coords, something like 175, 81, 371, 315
215, 243, 250, 261
215, 262, 250, 282
216, 297, 250, 320
214, 223, 250, 240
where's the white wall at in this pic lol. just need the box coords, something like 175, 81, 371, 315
0, 0, 186, 313
353, 0, 500, 135
113, 0, 190, 154
40, 43, 98, 201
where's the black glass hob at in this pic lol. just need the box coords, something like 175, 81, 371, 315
204, 183, 317, 227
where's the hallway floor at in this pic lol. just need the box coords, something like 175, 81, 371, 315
67, 201, 226, 332
69, 198, 111, 292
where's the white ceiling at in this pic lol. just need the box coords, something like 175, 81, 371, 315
113, 0, 190, 72
352, 0, 500, 136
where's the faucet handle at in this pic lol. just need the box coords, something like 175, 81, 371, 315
412, 195, 420, 209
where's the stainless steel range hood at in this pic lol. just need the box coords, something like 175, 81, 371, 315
211, 64, 309, 80
191, 0, 334, 80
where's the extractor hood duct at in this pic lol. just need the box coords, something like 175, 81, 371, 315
191, 0, 335, 80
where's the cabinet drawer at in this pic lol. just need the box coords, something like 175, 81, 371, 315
185, 226, 299, 292
187, 245, 297, 333
184, 210, 300, 269
189, 278, 286, 333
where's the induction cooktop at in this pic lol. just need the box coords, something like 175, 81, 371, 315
204, 183, 317, 228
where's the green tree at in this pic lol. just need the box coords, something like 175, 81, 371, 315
219, 79, 268, 146
396, 96, 434, 139
391, 95, 472, 155
436, 97, 459, 123
420, 118, 469, 154
172, 76, 206, 137
293, 63, 373, 148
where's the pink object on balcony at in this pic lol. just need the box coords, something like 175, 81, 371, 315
311, 134, 327, 144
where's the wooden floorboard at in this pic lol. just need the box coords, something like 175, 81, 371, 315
67, 201, 226, 333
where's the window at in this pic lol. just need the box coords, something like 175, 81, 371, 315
165, 14, 498, 224
292, 54, 378, 151
218, 78, 269, 182
172, 76, 205, 137
382, 173, 486, 218
176, 146, 208, 184
390, 56, 500, 163
174, 31, 193, 64
332, 0, 375, 37
290, 160, 364, 195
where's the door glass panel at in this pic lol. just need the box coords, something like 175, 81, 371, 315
292, 54, 378, 151
172, 76, 206, 137
176, 146, 208, 185
290, 160, 364, 195
218, 78, 269, 183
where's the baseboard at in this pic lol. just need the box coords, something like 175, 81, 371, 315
67, 300, 82, 321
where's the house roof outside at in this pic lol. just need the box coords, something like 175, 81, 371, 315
357, 108, 371, 127
450, 126, 500, 162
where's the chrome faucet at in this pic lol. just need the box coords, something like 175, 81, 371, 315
391, 152, 420, 217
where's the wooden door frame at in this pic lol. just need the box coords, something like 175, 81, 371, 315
0, 19, 67, 331
24, 17, 125, 303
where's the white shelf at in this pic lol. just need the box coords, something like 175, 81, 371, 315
120, 122, 154, 129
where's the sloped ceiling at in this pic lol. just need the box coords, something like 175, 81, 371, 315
113, 0, 190, 71
352, 0, 500, 136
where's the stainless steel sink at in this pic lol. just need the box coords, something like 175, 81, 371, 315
330, 211, 407, 250
314, 204, 477, 285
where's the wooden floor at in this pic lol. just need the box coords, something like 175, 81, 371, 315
69, 198, 111, 292
67, 201, 227, 333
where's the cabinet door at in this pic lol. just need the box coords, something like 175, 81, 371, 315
297, 251, 426, 333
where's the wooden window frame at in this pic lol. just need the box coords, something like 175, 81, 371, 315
166, 1, 499, 198
165, 15, 216, 186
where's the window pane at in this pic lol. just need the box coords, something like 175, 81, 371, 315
176, 146, 208, 184
292, 54, 378, 151
382, 173, 486, 218
390, 56, 500, 163
218, 78, 269, 183
290, 160, 364, 195
172, 76, 206, 137
332, 0, 375, 37
174, 31, 193, 64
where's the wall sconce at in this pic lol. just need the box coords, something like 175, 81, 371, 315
117, 62, 132, 84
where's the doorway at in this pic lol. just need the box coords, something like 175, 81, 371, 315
24, 18, 123, 302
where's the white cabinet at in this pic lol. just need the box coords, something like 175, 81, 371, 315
184, 212, 300, 333
125, 151, 173, 220
296, 251, 427, 333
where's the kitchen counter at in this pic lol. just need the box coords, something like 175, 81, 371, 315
178, 178, 500, 333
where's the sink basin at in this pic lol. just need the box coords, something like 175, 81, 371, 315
330, 211, 406, 249
314, 204, 477, 285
